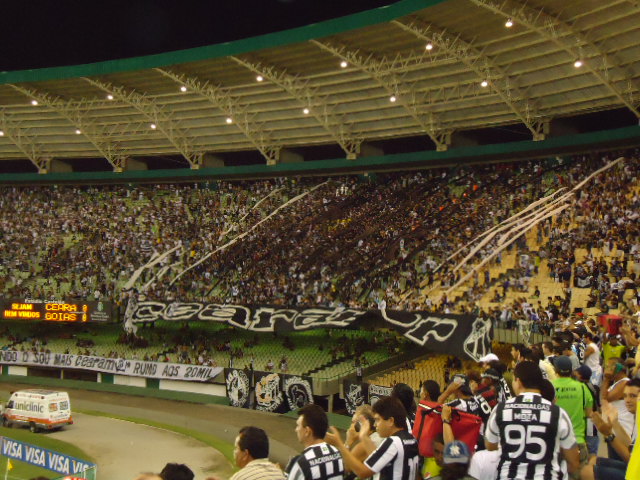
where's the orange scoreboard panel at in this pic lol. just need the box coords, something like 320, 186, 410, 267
1, 300, 111, 322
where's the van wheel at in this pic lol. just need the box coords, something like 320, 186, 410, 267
29, 422, 38, 433
1, 417, 9, 428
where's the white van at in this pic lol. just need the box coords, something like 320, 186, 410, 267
1, 389, 73, 432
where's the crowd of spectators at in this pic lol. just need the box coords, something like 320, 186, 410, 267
1, 149, 636, 320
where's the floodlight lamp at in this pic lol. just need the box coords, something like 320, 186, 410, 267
505, 19, 513, 28
303, 108, 310, 115
107, 94, 114, 100
150, 123, 157, 129
180, 86, 187, 92
256, 75, 264, 82
0, 130, 4, 137
226, 117, 233, 124
425, 42, 433, 51
574, 60, 583, 68
31, 100, 38, 106
340, 61, 348, 68
390, 95, 397, 102
481, 80, 489, 87
75, 129, 82, 135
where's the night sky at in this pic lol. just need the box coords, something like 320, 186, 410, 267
1, 1, 398, 71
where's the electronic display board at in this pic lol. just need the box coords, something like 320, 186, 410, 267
0, 299, 112, 322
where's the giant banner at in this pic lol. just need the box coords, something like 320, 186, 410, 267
125, 301, 493, 361
0, 350, 222, 382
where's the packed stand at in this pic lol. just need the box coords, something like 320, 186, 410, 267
1, 150, 636, 317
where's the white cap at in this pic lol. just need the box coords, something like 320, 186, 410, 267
478, 353, 499, 363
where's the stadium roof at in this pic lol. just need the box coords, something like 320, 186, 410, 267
0, 0, 639, 174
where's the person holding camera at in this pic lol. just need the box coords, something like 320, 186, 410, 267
326, 397, 420, 480
343, 405, 383, 479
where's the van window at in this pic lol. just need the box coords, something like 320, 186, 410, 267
7, 401, 13, 409
49, 403, 58, 412
60, 401, 69, 410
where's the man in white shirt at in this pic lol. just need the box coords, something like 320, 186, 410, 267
212, 426, 284, 480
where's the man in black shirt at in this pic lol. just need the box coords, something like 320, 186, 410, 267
326, 397, 420, 480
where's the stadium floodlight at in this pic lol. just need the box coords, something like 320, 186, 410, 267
574, 60, 583, 68
303, 108, 310, 115
226, 117, 233, 124
180, 86, 187, 92
340, 61, 348, 68
0, 130, 4, 137
505, 19, 513, 28
106, 94, 114, 100
256, 75, 264, 82
425, 42, 433, 51
150, 123, 157, 129
31, 100, 38, 106
390, 95, 397, 102
75, 129, 82, 135
481, 80, 489, 87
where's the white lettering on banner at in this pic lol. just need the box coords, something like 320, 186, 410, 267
25, 446, 46, 466
3, 440, 22, 458
72, 459, 94, 473
166, 302, 204, 321
2, 437, 96, 475
402, 316, 459, 344
369, 385, 393, 395
47, 452, 70, 474
0, 350, 222, 382
198, 304, 242, 324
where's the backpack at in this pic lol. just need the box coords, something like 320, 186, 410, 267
412, 401, 483, 457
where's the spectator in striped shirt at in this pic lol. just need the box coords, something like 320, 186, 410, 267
485, 361, 580, 480
326, 397, 420, 480
286, 404, 345, 480
223, 426, 284, 480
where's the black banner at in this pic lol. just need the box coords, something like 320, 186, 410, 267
344, 380, 368, 415
125, 301, 493, 361
254, 371, 286, 413
283, 375, 314, 411
225, 368, 252, 408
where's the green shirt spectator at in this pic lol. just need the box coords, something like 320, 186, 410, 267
552, 355, 593, 465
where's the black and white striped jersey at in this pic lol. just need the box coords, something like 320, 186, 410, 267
447, 395, 492, 423
364, 430, 420, 480
286, 442, 344, 480
497, 377, 513, 403
485, 392, 577, 480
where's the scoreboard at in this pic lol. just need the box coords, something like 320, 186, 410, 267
1, 299, 111, 322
